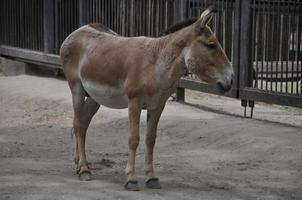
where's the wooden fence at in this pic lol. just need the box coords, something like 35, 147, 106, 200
0, 0, 301, 109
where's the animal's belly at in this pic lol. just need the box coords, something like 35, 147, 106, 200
82, 81, 128, 109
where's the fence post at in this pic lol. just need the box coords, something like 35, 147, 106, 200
174, 0, 186, 102
232, 0, 241, 98
79, 0, 88, 26
239, 0, 253, 91
43, 0, 55, 53
176, 87, 185, 102
238, 0, 254, 115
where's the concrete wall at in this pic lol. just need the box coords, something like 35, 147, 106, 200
0, 57, 27, 76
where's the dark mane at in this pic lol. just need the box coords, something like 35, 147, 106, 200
161, 18, 197, 36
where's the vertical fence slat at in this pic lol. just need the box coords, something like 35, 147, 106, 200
79, 0, 88, 26
43, 0, 55, 53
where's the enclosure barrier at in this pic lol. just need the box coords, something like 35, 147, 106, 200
0, 0, 301, 110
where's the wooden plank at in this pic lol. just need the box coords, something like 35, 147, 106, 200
178, 78, 238, 98
0, 45, 61, 67
240, 88, 302, 108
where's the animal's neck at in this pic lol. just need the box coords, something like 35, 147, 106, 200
154, 26, 193, 83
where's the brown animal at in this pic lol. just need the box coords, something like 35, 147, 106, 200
60, 8, 233, 191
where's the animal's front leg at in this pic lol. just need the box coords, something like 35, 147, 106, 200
145, 103, 165, 189
125, 97, 141, 191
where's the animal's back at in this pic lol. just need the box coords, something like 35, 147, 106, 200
60, 24, 132, 108
60, 23, 117, 68
60, 24, 119, 86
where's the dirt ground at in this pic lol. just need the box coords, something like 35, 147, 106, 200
0, 74, 302, 200
184, 89, 302, 128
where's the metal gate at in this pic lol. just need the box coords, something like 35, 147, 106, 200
239, 0, 302, 108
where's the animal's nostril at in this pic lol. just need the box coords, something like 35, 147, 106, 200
217, 80, 232, 93
217, 82, 224, 91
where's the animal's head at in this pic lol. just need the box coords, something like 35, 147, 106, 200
184, 7, 234, 92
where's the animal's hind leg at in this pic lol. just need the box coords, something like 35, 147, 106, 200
71, 85, 100, 181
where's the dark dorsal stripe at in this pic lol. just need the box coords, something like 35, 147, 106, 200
88, 18, 198, 37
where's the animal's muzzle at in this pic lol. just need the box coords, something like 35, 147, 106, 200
217, 72, 234, 92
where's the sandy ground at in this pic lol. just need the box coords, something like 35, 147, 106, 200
0, 74, 302, 200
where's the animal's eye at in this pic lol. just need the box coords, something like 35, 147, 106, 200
206, 43, 216, 50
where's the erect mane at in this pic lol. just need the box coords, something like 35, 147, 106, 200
160, 18, 197, 36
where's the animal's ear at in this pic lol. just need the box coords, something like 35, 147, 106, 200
196, 6, 217, 29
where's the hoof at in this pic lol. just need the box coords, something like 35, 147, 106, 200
146, 178, 161, 189
78, 170, 92, 181
124, 180, 140, 191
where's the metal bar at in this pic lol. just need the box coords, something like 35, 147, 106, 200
43, 0, 55, 53
155, 0, 159, 36
101, 0, 104, 25
115, 0, 121, 33
79, 0, 88, 26
260, 5, 264, 90
295, 14, 300, 95
32, 0, 36, 50
254, 0, 259, 89
109, 0, 112, 28
298, 14, 302, 94
290, 6, 295, 94
285, 0, 290, 93
265, 8, 269, 91
54, 0, 59, 54
165, 0, 168, 30
40, 0, 44, 51
129, 0, 134, 36
20, 0, 24, 49
179, 0, 185, 21
270, 2, 274, 92
138, 0, 141, 35
280, 9, 284, 93
276, 0, 281, 93
251, 0, 257, 88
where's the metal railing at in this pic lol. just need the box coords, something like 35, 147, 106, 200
0, 0, 44, 51
239, 0, 302, 108
0, 0, 301, 109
